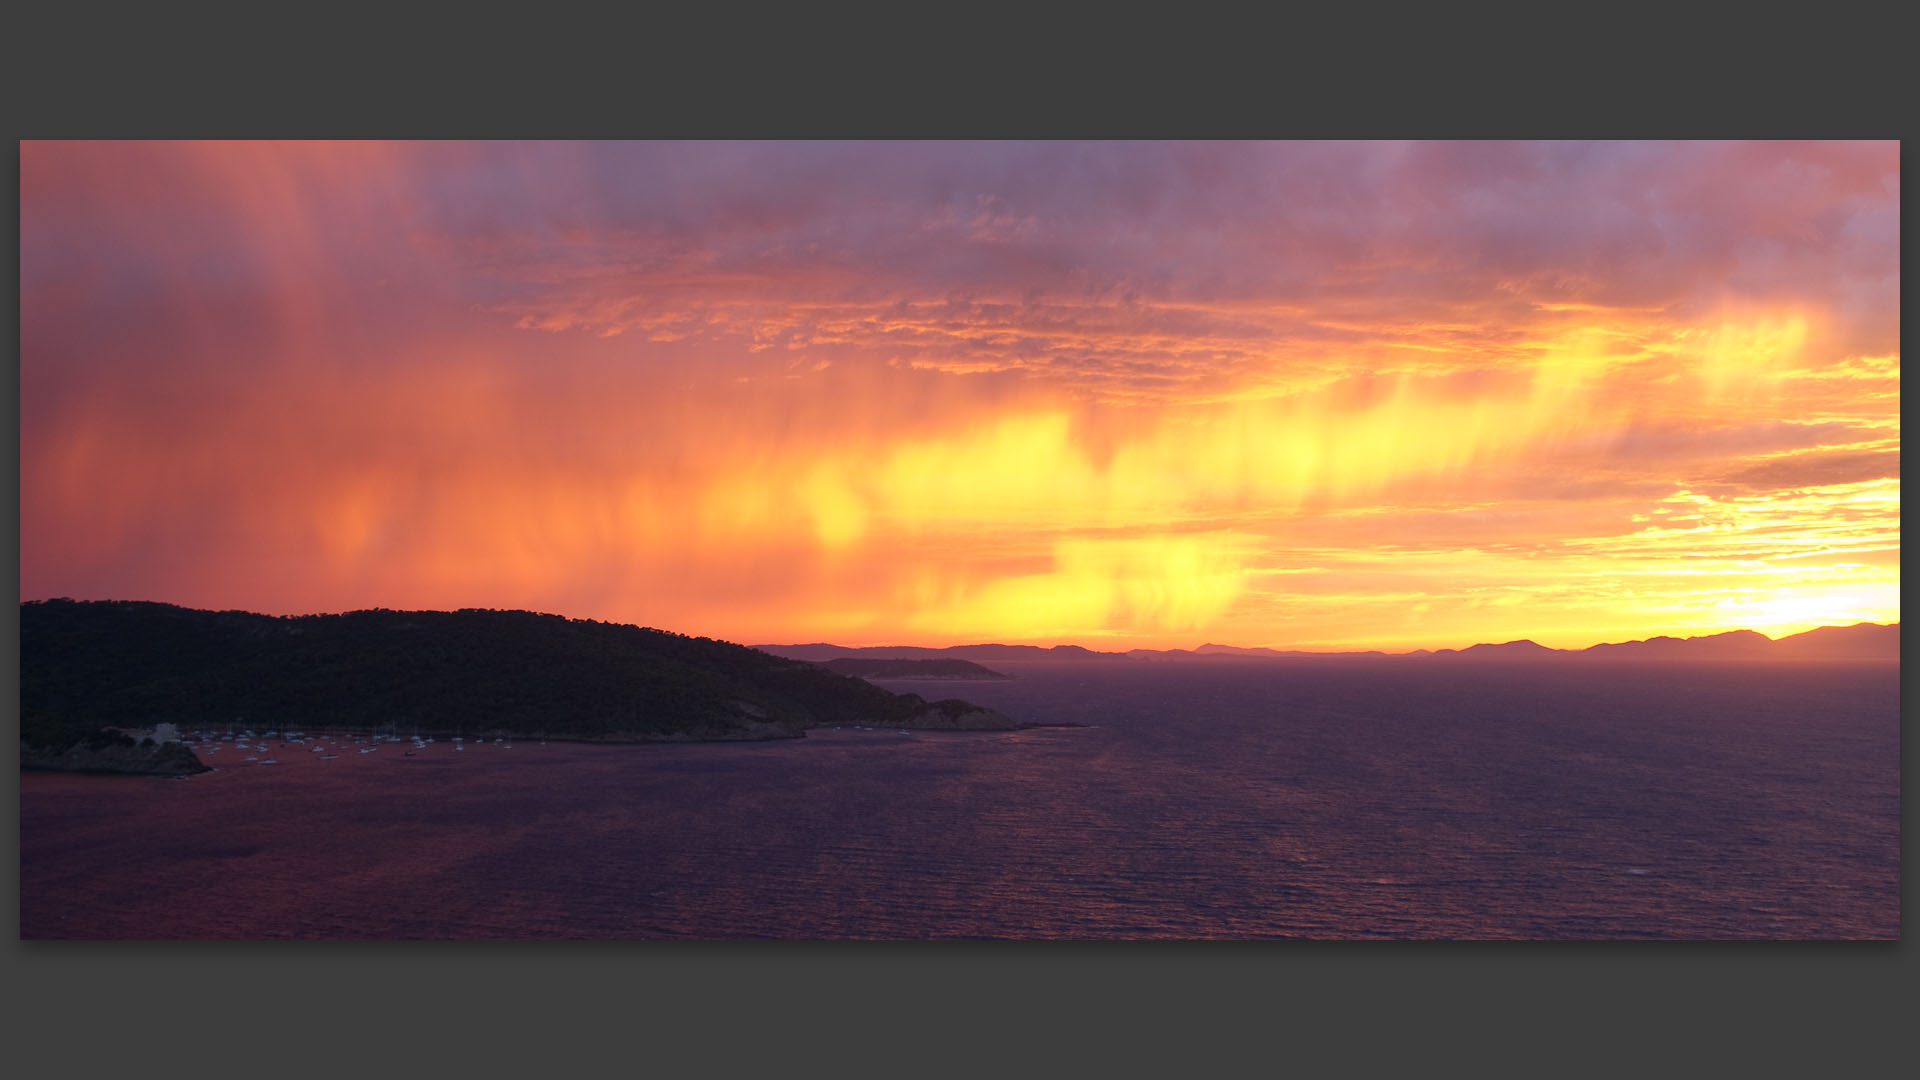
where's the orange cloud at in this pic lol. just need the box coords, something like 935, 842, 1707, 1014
19, 141, 1900, 650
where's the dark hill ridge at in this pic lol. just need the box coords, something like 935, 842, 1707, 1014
1768, 622, 1903, 659
1583, 629, 1775, 659
1452, 639, 1559, 658
20, 601, 1016, 772
1575, 624, 1898, 660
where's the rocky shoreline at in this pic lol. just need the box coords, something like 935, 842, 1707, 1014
20, 700, 1033, 775
22, 739, 213, 777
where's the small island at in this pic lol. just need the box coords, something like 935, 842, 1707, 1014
817, 658, 1011, 680
20, 600, 1019, 775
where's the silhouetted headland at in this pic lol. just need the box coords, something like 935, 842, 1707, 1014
19, 600, 1017, 775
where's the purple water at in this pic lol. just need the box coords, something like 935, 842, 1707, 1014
19, 659, 1900, 939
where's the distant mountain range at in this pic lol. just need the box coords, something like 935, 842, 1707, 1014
754, 622, 1900, 663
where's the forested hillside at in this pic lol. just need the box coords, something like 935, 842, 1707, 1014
21, 600, 1006, 749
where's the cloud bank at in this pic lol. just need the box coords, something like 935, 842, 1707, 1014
20, 141, 1900, 648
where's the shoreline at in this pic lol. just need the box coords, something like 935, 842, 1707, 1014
20, 714, 1086, 777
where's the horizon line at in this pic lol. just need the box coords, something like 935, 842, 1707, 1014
19, 596, 1899, 658
752, 622, 1900, 656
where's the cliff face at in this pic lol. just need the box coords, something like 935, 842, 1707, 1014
22, 739, 211, 777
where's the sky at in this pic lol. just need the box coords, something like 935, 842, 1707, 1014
18, 141, 1900, 651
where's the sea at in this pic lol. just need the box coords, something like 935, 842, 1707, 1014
18, 658, 1901, 939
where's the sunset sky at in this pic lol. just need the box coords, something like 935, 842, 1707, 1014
18, 141, 1900, 650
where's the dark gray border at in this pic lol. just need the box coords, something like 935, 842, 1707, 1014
7, 13, 1911, 1079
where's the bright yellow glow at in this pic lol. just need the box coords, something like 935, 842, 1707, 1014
1697, 309, 1811, 397
1713, 585, 1899, 640
905, 532, 1254, 640
802, 465, 867, 550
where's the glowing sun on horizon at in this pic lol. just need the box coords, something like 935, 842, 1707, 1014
1716, 588, 1889, 640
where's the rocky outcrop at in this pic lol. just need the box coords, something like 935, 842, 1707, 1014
893, 697, 1018, 730
22, 738, 211, 776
